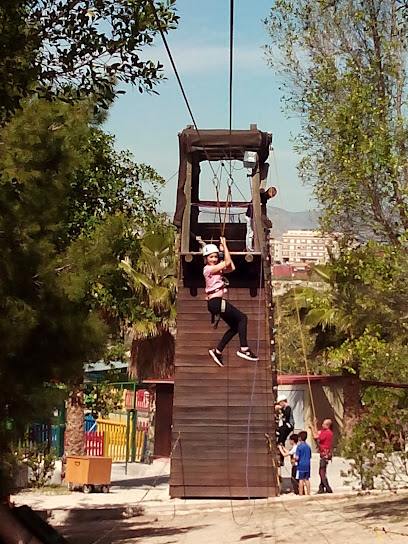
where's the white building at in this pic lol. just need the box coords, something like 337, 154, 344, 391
272, 230, 333, 264
271, 239, 283, 262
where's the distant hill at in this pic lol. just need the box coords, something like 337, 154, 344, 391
268, 207, 319, 239
164, 206, 318, 239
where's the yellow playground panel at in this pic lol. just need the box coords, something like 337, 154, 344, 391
96, 418, 146, 462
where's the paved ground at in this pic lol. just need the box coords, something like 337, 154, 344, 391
11, 455, 408, 543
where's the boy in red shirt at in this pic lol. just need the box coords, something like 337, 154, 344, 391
310, 418, 333, 494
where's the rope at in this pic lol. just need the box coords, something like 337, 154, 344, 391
148, 0, 226, 214
228, 0, 234, 180
90, 432, 181, 544
221, 155, 249, 202
275, 294, 283, 376
148, 0, 245, 237
294, 285, 317, 422
221, 185, 232, 236
271, 147, 318, 421
227, 172, 277, 524
226, 236, 264, 527
278, 501, 334, 544
245, 256, 264, 495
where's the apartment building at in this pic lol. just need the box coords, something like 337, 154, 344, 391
271, 229, 332, 264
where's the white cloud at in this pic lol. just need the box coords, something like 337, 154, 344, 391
144, 43, 268, 75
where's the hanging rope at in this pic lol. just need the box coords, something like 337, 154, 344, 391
271, 147, 318, 421
148, 0, 225, 198
275, 293, 283, 377
221, 185, 232, 236
294, 292, 317, 421
149, 0, 245, 240
228, 0, 234, 180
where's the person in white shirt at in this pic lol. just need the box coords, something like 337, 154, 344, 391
278, 433, 299, 494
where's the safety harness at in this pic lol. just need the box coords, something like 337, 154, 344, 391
208, 277, 229, 329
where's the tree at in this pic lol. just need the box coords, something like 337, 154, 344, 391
293, 244, 408, 434
264, 0, 408, 441
273, 287, 328, 375
65, 129, 163, 243
0, 1, 179, 123
264, 0, 408, 244
0, 96, 167, 493
120, 231, 177, 379
342, 387, 408, 490
0, 0, 178, 497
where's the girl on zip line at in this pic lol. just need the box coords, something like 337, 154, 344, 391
203, 236, 258, 367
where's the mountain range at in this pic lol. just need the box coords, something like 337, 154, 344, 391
268, 206, 319, 239
165, 206, 319, 240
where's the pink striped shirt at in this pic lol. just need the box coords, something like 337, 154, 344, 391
203, 265, 226, 299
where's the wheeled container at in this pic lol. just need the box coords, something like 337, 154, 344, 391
65, 455, 112, 493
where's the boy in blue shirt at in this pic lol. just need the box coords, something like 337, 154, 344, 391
296, 431, 312, 496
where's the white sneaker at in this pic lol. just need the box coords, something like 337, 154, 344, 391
209, 349, 223, 367
237, 349, 258, 361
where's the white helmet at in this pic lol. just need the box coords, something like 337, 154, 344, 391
277, 394, 287, 403
203, 244, 219, 257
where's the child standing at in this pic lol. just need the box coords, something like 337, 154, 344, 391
278, 433, 299, 494
296, 431, 312, 496
203, 236, 258, 367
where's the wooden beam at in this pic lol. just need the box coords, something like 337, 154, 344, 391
251, 165, 263, 252
193, 200, 249, 208
181, 156, 193, 253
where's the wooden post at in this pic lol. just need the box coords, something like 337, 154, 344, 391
181, 155, 193, 253
251, 164, 263, 253
125, 409, 131, 474
261, 216, 279, 466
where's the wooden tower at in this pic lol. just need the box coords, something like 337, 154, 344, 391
170, 125, 279, 498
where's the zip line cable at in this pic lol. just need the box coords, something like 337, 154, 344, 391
148, 0, 236, 235
151, 0, 277, 510
228, 0, 234, 180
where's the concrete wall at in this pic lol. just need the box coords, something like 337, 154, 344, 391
278, 380, 344, 452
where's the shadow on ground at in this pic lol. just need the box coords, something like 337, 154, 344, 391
112, 475, 169, 489
342, 493, 408, 525
280, 477, 297, 495
47, 506, 207, 544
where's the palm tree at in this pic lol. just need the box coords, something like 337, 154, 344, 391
120, 231, 177, 380
291, 265, 362, 435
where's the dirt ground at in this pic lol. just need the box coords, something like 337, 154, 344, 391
11, 459, 408, 543
13, 491, 408, 544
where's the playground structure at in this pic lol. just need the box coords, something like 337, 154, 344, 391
170, 124, 279, 498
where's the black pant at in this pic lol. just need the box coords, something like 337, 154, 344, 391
276, 424, 293, 465
276, 424, 293, 446
291, 464, 299, 494
207, 297, 248, 351
319, 457, 332, 492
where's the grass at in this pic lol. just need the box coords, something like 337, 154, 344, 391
14, 483, 71, 495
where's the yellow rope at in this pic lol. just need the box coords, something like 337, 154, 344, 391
221, 185, 232, 237
275, 293, 283, 377
294, 291, 316, 421
270, 148, 317, 422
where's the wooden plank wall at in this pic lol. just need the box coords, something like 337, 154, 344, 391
170, 285, 278, 498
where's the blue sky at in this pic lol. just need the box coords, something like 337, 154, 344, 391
105, 0, 314, 214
